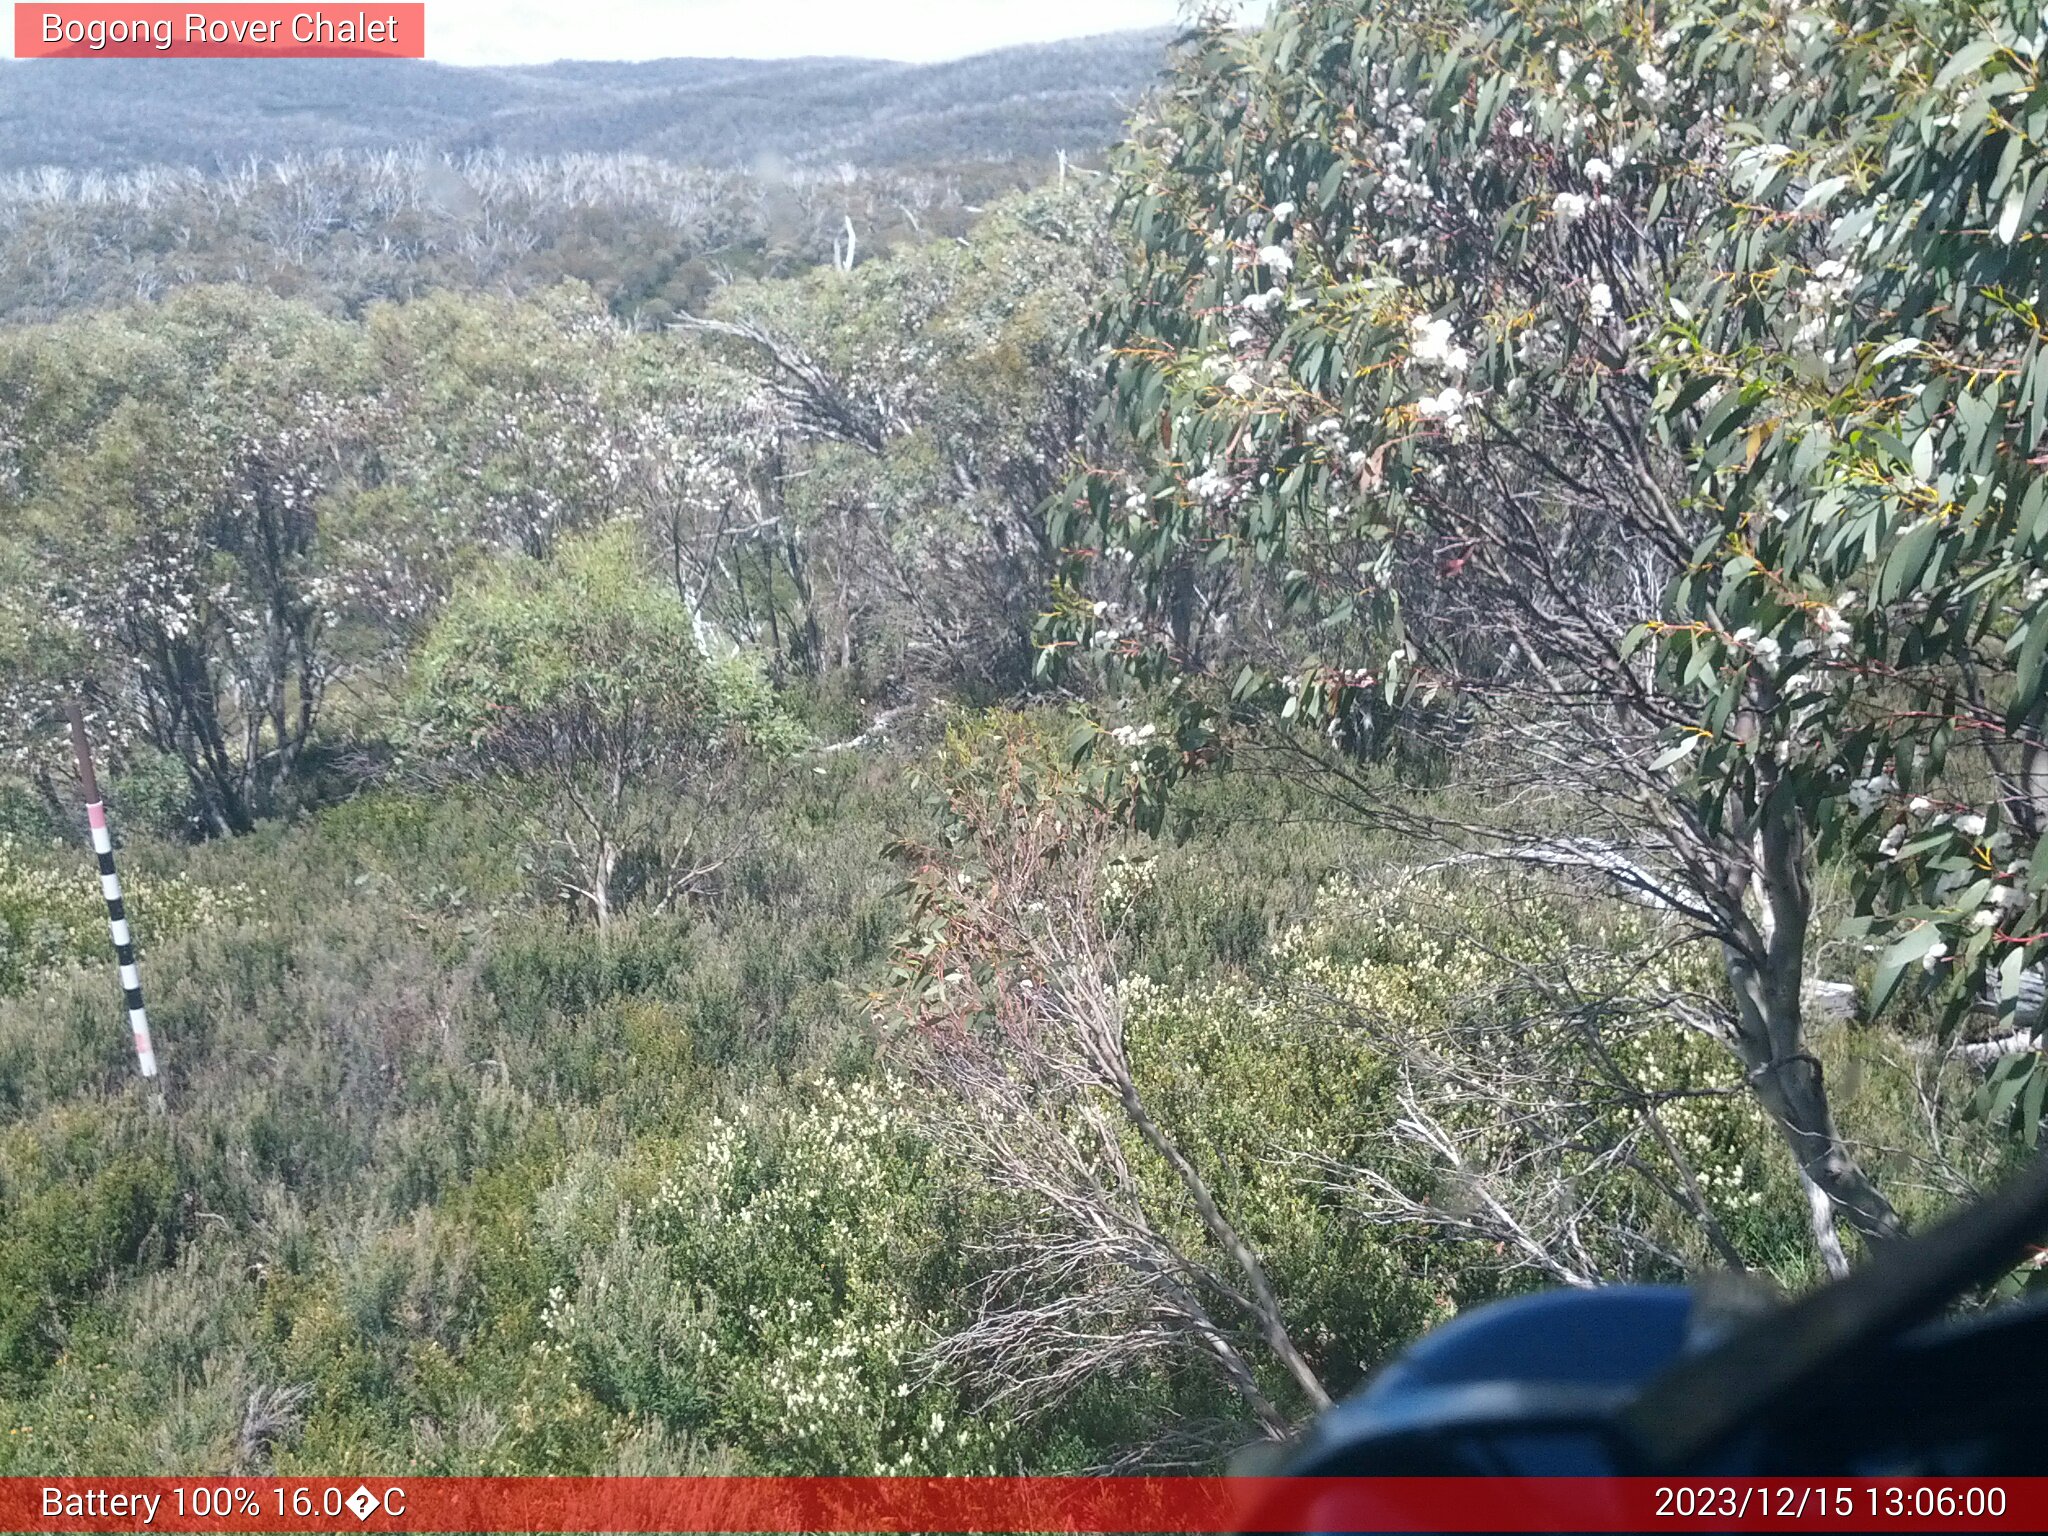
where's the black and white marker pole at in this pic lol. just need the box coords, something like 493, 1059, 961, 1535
65, 704, 159, 1080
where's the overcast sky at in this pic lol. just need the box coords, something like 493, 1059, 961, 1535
425, 1, 1209, 65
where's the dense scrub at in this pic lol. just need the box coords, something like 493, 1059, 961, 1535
0, 745, 1996, 1473
4, 0, 2045, 1476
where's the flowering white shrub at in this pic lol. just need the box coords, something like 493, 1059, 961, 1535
1125, 870, 1796, 1285
0, 837, 257, 997
544, 1078, 1008, 1474
1097, 854, 1160, 928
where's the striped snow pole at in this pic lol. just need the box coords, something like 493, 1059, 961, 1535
65, 705, 158, 1079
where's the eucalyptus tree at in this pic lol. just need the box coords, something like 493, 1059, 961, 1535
1052, 0, 2048, 1263
0, 287, 376, 834
369, 286, 647, 566
685, 184, 1114, 692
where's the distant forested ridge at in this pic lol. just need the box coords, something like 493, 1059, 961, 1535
0, 31, 1166, 325
0, 31, 1171, 174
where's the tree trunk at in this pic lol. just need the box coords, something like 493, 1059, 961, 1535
1720, 762, 1904, 1257
1798, 1168, 1850, 1280
1724, 949, 1904, 1251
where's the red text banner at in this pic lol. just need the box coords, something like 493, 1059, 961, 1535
0, 1477, 2043, 1532
13, 5, 424, 58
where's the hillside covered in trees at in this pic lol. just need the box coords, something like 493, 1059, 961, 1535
3, 0, 2047, 1479
0, 32, 1172, 173
0, 31, 1171, 328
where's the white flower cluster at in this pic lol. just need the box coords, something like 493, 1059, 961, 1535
755, 1298, 923, 1466
1984, 881, 2029, 919
1409, 314, 1471, 374
653, 1076, 908, 1251
1405, 314, 1474, 438
1731, 624, 1782, 669
1412, 386, 1471, 435
1098, 855, 1160, 927
1878, 793, 2006, 869
1365, 87, 1438, 208
1537, 43, 1618, 145
1817, 600, 1855, 653
1187, 466, 1236, 504
1789, 257, 1859, 354
1848, 773, 1897, 815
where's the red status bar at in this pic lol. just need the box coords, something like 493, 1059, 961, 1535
0, 1477, 2041, 1532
